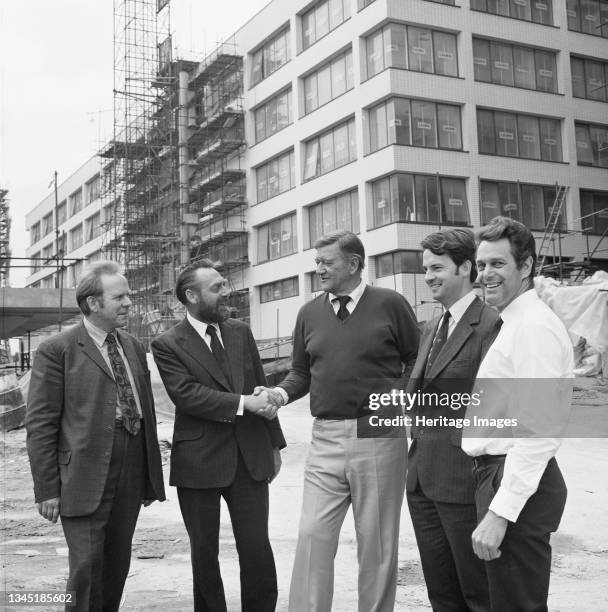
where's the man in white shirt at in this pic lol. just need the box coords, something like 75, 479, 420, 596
464, 216, 574, 611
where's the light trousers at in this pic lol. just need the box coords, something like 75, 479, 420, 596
289, 418, 407, 612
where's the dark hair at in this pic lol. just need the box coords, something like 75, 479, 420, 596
76, 261, 122, 315
313, 230, 365, 270
421, 228, 477, 283
476, 216, 536, 282
175, 259, 218, 305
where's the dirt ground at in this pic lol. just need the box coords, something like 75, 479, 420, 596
1, 378, 607, 612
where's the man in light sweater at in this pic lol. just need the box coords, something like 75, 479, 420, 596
264, 230, 419, 612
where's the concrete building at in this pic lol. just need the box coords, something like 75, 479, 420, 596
26, 0, 608, 344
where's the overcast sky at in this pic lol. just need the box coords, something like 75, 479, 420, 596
0, 0, 270, 286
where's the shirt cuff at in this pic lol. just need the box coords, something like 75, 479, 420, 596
275, 387, 289, 405
237, 395, 244, 416
488, 486, 528, 523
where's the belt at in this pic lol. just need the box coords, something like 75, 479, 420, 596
472, 454, 506, 470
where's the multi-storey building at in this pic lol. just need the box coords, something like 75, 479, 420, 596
26, 0, 608, 344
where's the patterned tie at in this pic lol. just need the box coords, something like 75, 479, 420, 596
206, 325, 233, 386
425, 311, 451, 377
105, 334, 140, 435
334, 296, 351, 321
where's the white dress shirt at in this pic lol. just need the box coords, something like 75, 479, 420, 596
83, 317, 142, 418
328, 278, 366, 316
186, 312, 245, 415
437, 290, 477, 339
462, 289, 574, 522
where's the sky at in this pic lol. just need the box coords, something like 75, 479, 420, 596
0, 0, 270, 286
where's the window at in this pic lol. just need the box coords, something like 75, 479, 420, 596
359, 0, 377, 7
103, 198, 120, 223
30, 222, 40, 245
302, 0, 350, 50
258, 212, 297, 262
303, 118, 356, 181
470, 0, 553, 25
41, 243, 54, 263
303, 49, 354, 114
365, 24, 458, 79
308, 190, 360, 244
366, 98, 462, 153
86, 175, 100, 204
42, 212, 53, 237
31, 252, 40, 273
567, 0, 608, 37
56, 201, 67, 227
480, 180, 566, 230
254, 89, 292, 143
376, 251, 424, 277
370, 173, 470, 227
70, 189, 83, 215
473, 38, 557, 92
256, 150, 296, 203
477, 109, 562, 161
580, 189, 608, 234
259, 277, 299, 303
86, 212, 102, 242
70, 224, 83, 250
576, 122, 608, 167
250, 28, 291, 86
571, 56, 608, 101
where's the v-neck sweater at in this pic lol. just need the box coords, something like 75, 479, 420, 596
279, 285, 419, 419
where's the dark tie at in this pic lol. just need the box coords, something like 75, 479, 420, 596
425, 311, 451, 376
334, 296, 351, 321
206, 325, 233, 386
105, 334, 140, 435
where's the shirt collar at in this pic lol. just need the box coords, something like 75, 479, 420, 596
186, 311, 220, 338
83, 317, 114, 348
329, 278, 366, 308
445, 290, 477, 326
499, 288, 538, 324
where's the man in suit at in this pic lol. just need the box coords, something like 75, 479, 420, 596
151, 260, 286, 612
259, 230, 419, 612
26, 261, 166, 612
406, 228, 498, 611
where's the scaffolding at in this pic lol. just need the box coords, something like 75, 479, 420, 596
0, 188, 10, 288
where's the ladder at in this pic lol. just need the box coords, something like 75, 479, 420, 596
536, 184, 569, 275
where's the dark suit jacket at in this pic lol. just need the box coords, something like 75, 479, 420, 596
151, 317, 286, 489
406, 297, 499, 504
26, 322, 166, 517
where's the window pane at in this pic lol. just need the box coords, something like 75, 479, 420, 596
510, 0, 532, 20
571, 57, 586, 98
412, 100, 437, 148
304, 73, 318, 114
586, 60, 607, 101
535, 51, 557, 92
373, 177, 392, 226
581, 0, 600, 35
369, 102, 388, 152
266, 98, 278, 136
488, 0, 510, 16
539, 118, 562, 161
480, 181, 501, 224
386, 24, 407, 69
334, 124, 349, 167
407, 27, 433, 73
494, 112, 518, 156
392, 98, 411, 145
567, 0, 581, 29
317, 64, 332, 107
278, 154, 291, 192
267, 159, 279, 198
302, 11, 316, 49
367, 30, 384, 77
316, 2, 330, 40
521, 184, 545, 229
257, 166, 268, 202
440, 178, 469, 225
377, 253, 394, 277
331, 55, 346, 97
336, 194, 351, 231
277, 91, 290, 131
477, 110, 496, 154
320, 131, 334, 173
304, 140, 319, 180
348, 119, 357, 161
601, 0, 608, 36
575, 123, 594, 164
345, 50, 354, 89
513, 46, 536, 89
491, 43, 514, 86
517, 115, 541, 159
251, 49, 263, 85
255, 107, 266, 141
415, 175, 440, 222
437, 104, 462, 149
351, 191, 360, 233
499, 182, 521, 221
322, 198, 337, 234
532, 0, 553, 24
473, 39, 492, 82
433, 32, 458, 77
590, 125, 608, 167
309, 204, 324, 243
397, 173, 415, 221
471, 0, 487, 8
269, 220, 282, 259
329, 0, 344, 30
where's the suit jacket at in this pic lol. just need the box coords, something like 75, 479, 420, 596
406, 297, 500, 504
25, 322, 166, 517
151, 317, 286, 489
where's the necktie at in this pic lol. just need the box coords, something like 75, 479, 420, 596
425, 311, 451, 376
206, 325, 233, 386
105, 334, 140, 435
334, 296, 351, 321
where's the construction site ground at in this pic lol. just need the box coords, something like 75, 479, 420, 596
1, 377, 607, 612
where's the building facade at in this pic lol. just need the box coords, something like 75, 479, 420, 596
26, 0, 608, 343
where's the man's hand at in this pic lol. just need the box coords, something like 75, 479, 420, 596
244, 390, 278, 419
251, 386, 284, 420
142, 499, 155, 507
269, 448, 282, 483
36, 497, 60, 523
472, 510, 509, 561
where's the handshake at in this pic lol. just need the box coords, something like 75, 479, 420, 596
243, 386, 285, 420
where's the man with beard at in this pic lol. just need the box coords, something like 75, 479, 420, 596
152, 260, 286, 612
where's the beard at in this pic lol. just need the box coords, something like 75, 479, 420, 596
197, 300, 230, 323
